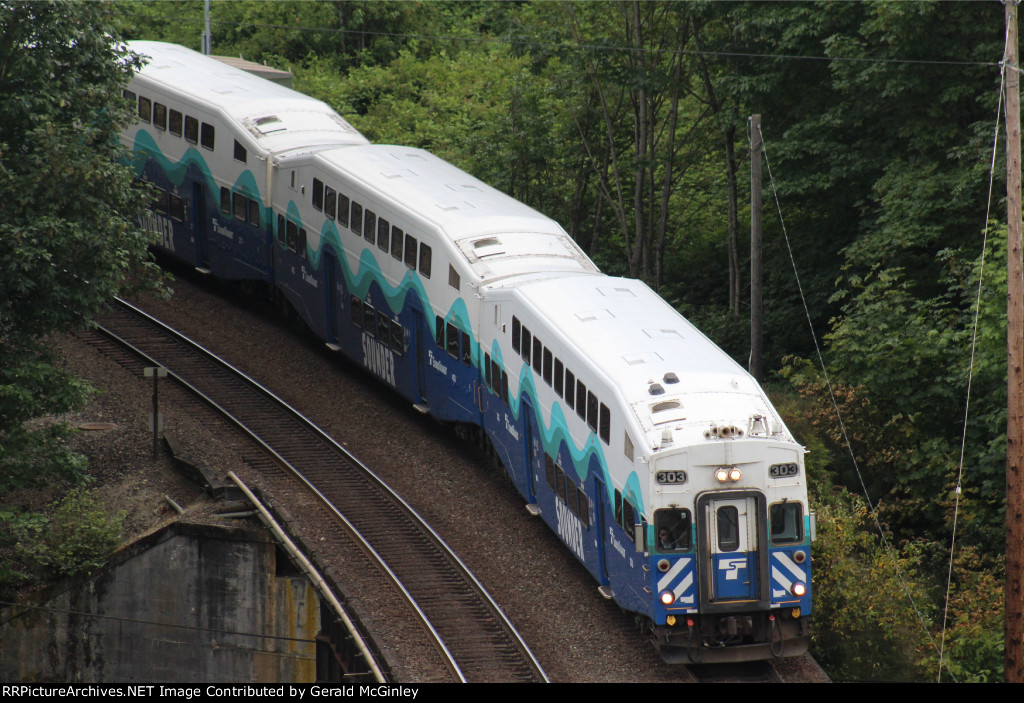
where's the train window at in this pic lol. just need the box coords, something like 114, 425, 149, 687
553, 358, 563, 397
390, 320, 404, 354
435, 316, 444, 347
364, 210, 376, 244
233, 139, 246, 163
576, 485, 590, 527
586, 392, 598, 432
220, 187, 231, 214
622, 499, 636, 535
123, 89, 136, 105
624, 433, 635, 462
770, 502, 803, 545
391, 226, 403, 260
200, 122, 215, 150
298, 228, 307, 258
448, 265, 461, 292
277, 214, 286, 245
654, 509, 691, 552
232, 192, 246, 222
169, 194, 185, 222
312, 179, 324, 211
169, 109, 182, 136
446, 322, 459, 359
545, 454, 556, 491
419, 244, 432, 278
377, 218, 389, 252
543, 349, 553, 386
564, 370, 576, 410
185, 115, 198, 143
512, 317, 521, 354
614, 489, 623, 528
570, 483, 584, 521
351, 203, 363, 235
286, 220, 298, 252
325, 187, 336, 220
350, 296, 363, 327
247, 198, 260, 227
153, 188, 168, 214
501, 370, 509, 406
404, 234, 417, 269
576, 381, 587, 422
363, 302, 376, 336
532, 337, 542, 374
153, 103, 167, 131
558, 466, 569, 505
599, 403, 610, 444
484, 353, 492, 388
490, 358, 500, 393
377, 311, 390, 341
338, 194, 350, 227
520, 328, 531, 365
461, 330, 471, 366
138, 96, 151, 123
717, 506, 740, 552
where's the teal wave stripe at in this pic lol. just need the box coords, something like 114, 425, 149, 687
134, 132, 640, 517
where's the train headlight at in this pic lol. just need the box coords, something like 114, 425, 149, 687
715, 467, 742, 482
791, 581, 807, 597
659, 589, 676, 606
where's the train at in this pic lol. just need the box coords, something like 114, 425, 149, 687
120, 40, 813, 664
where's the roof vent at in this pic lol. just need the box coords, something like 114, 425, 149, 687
663, 372, 679, 384
648, 383, 665, 396
471, 237, 505, 256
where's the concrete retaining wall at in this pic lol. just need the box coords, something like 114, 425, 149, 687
0, 521, 318, 682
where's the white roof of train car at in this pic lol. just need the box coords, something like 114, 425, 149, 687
314, 144, 600, 281
127, 41, 368, 155
505, 274, 791, 448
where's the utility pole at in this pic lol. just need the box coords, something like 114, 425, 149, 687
750, 114, 764, 383
1006, 0, 1024, 684
202, 0, 212, 56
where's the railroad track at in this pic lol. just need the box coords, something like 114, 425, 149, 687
91, 297, 549, 684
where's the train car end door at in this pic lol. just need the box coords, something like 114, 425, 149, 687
698, 492, 768, 606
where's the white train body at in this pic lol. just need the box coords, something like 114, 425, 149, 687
122, 41, 812, 663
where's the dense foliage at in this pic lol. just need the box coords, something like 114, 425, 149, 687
52, 0, 1019, 680
0, 1, 157, 593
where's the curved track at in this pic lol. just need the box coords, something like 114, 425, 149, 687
92, 298, 548, 684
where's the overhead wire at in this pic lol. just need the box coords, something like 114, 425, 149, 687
0, 599, 318, 645
108, 10, 998, 69
935, 60, 1006, 683
753, 119, 960, 683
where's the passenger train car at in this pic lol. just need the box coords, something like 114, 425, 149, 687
121, 40, 813, 663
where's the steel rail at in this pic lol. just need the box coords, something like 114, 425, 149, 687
94, 296, 548, 683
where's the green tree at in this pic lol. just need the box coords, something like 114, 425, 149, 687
0, 1, 158, 492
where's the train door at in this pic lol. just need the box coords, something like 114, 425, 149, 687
522, 397, 538, 503
323, 249, 341, 344
192, 182, 210, 272
594, 475, 611, 592
413, 309, 426, 404
698, 493, 766, 605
